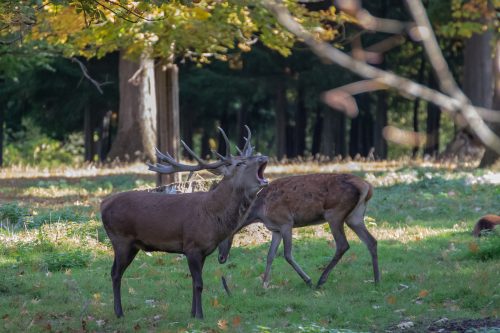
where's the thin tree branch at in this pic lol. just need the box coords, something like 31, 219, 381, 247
71, 57, 108, 94
262, 0, 500, 154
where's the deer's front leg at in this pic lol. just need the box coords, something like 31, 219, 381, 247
281, 225, 312, 287
262, 231, 282, 288
187, 252, 205, 319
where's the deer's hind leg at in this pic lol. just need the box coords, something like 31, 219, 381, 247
316, 209, 351, 289
110, 239, 139, 318
346, 203, 379, 284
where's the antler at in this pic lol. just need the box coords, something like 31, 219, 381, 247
147, 127, 232, 175
237, 125, 254, 157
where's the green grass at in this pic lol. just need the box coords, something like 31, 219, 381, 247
0, 166, 498, 332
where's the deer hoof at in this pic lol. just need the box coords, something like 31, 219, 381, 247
316, 279, 325, 289
305, 279, 313, 288
263, 281, 270, 289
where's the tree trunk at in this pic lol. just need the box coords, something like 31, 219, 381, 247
201, 129, 210, 160
334, 112, 346, 157
275, 78, 287, 160
412, 51, 426, 158
84, 106, 94, 162
217, 107, 230, 157
155, 63, 180, 185
0, 107, 3, 167
424, 75, 441, 157
361, 96, 374, 157
350, 94, 370, 157
107, 52, 157, 162
443, 29, 493, 160
374, 91, 388, 159
98, 110, 112, 161
412, 97, 421, 158
236, 102, 248, 150
479, 40, 500, 167
294, 78, 307, 157
311, 106, 323, 156
320, 108, 335, 158
180, 103, 194, 160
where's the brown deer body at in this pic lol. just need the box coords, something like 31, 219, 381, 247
218, 173, 378, 289
472, 214, 500, 237
101, 127, 268, 319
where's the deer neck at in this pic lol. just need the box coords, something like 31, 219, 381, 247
204, 179, 257, 240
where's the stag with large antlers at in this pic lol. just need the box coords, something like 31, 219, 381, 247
100, 127, 268, 319
218, 173, 378, 289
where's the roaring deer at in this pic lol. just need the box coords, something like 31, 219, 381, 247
218, 173, 378, 289
101, 127, 268, 319
472, 214, 500, 237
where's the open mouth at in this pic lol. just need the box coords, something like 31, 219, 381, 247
257, 160, 268, 186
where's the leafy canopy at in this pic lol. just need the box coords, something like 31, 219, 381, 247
1, 1, 342, 61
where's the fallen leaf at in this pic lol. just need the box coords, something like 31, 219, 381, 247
93, 293, 101, 301
232, 316, 241, 327
217, 319, 228, 330
469, 242, 479, 254
386, 295, 397, 305
418, 289, 429, 298
211, 297, 220, 308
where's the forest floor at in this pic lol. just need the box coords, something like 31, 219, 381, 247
0, 161, 499, 332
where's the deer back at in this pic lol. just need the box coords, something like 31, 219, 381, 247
256, 173, 371, 228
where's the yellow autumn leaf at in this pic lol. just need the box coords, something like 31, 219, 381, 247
386, 295, 397, 305
193, 7, 211, 20
217, 319, 228, 330
238, 42, 251, 52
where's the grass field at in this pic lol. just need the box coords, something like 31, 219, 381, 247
0, 162, 499, 332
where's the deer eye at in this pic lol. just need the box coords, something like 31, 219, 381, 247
236, 162, 246, 167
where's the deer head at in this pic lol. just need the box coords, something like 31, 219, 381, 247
147, 126, 268, 194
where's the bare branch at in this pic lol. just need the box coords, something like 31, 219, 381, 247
383, 126, 427, 148
262, 0, 500, 154
71, 57, 110, 94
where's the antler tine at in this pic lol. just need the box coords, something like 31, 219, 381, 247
217, 127, 232, 160
149, 128, 235, 175
235, 146, 244, 156
242, 125, 253, 157
146, 162, 176, 174
150, 143, 233, 175
155, 147, 173, 163
212, 150, 226, 161
155, 148, 187, 169
181, 140, 207, 165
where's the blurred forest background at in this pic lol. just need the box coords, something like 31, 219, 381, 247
0, 0, 499, 168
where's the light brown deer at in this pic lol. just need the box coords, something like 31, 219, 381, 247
472, 214, 500, 237
218, 173, 378, 289
101, 127, 268, 319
